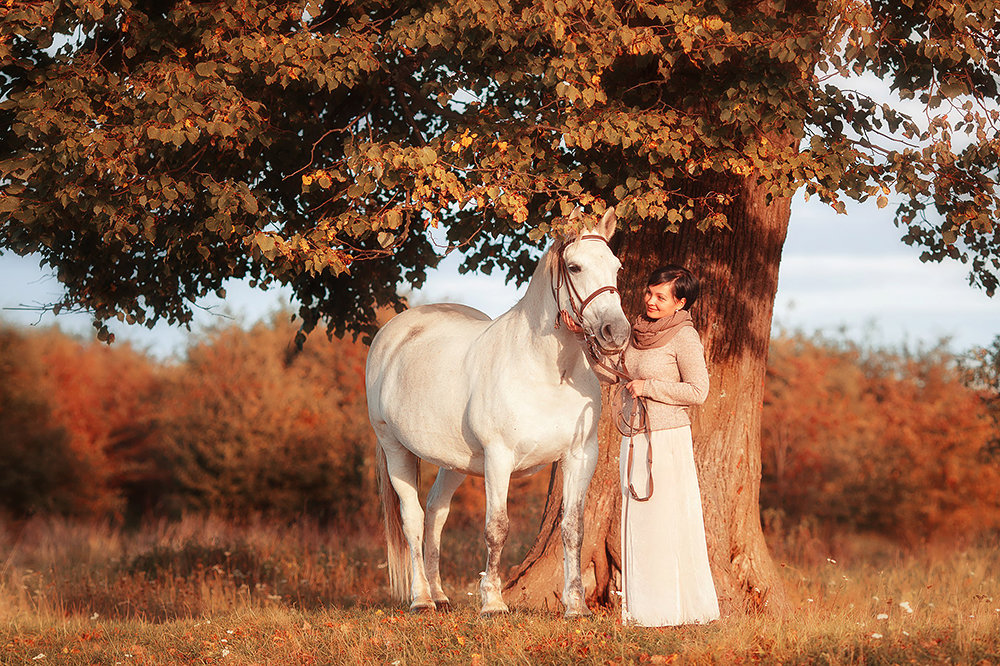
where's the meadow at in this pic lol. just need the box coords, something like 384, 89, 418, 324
2, 515, 998, 665
3, 323, 1000, 663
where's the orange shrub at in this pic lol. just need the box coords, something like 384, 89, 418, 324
0, 326, 103, 517
149, 315, 376, 524
761, 332, 1000, 544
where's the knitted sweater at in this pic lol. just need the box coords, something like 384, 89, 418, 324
618, 325, 710, 431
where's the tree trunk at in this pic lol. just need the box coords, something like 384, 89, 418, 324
505, 172, 791, 616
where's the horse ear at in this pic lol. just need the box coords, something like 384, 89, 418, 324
597, 206, 617, 241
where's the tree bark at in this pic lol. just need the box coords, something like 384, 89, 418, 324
505, 172, 791, 616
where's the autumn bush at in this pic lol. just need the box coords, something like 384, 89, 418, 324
147, 316, 375, 524
0, 326, 98, 517
761, 331, 1000, 546
3, 318, 999, 549
0, 317, 376, 525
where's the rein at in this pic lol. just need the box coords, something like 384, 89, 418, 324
550, 235, 654, 503
614, 358, 655, 503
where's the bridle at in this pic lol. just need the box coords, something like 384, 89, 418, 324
550, 234, 654, 503
550, 234, 622, 355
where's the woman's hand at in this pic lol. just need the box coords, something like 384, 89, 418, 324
626, 379, 645, 397
560, 310, 586, 337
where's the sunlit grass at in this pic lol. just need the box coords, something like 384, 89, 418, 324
2, 515, 998, 664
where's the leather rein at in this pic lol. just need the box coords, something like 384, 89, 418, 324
550, 235, 654, 502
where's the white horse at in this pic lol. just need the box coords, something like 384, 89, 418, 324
365, 207, 629, 617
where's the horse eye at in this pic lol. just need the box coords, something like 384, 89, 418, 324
568, 264, 582, 274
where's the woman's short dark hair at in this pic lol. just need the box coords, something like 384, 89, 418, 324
646, 264, 700, 310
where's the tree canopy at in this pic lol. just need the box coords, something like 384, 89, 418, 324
2, 0, 998, 342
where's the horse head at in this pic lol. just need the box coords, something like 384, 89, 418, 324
554, 207, 631, 352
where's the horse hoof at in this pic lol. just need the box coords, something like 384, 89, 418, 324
434, 600, 453, 612
479, 604, 510, 617
565, 607, 593, 620
409, 602, 436, 613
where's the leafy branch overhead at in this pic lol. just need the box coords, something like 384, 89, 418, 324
1, 0, 998, 340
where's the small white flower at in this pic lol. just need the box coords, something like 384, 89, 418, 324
899, 601, 913, 613
806, 598, 814, 603
903, 630, 910, 636
876, 613, 889, 620
222, 648, 230, 657
90, 612, 99, 620
827, 558, 837, 564
871, 633, 883, 639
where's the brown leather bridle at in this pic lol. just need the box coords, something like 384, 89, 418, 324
550, 234, 622, 352
551, 234, 654, 503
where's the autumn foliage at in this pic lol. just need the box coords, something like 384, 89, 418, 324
0, 317, 375, 525
761, 332, 1000, 545
1, 319, 998, 545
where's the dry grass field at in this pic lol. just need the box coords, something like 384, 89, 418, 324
1, 515, 998, 665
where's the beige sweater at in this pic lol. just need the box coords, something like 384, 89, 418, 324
618, 325, 710, 431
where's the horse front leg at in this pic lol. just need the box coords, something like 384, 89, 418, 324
560, 436, 599, 618
480, 450, 514, 615
423, 468, 466, 611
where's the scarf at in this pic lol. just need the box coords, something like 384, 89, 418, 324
630, 309, 693, 350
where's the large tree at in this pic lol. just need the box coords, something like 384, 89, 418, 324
3, 0, 998, 613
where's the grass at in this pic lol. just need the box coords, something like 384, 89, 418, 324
1, 515, 998, 665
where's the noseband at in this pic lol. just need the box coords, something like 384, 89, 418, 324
551, 234, 621, 352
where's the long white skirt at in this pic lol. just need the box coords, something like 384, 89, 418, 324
620, 426, 720, 626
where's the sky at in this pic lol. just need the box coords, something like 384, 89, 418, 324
1, 192, 998, 359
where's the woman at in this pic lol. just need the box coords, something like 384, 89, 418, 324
618, 264, 719, 627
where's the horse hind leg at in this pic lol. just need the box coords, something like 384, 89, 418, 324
377, 436, 436, 612
423, 468, 467, 611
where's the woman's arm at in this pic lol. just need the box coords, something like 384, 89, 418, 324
638, 326, 709, 405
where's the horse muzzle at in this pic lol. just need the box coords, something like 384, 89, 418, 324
594, 317, 631, 353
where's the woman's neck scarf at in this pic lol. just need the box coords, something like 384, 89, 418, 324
631, 309, 693, 350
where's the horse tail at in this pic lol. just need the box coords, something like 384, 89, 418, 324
376, 443, 411, 602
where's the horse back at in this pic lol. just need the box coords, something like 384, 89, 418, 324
366, 304, 493, 460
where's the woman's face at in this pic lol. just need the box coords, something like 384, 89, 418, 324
643, 281, 685, 320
